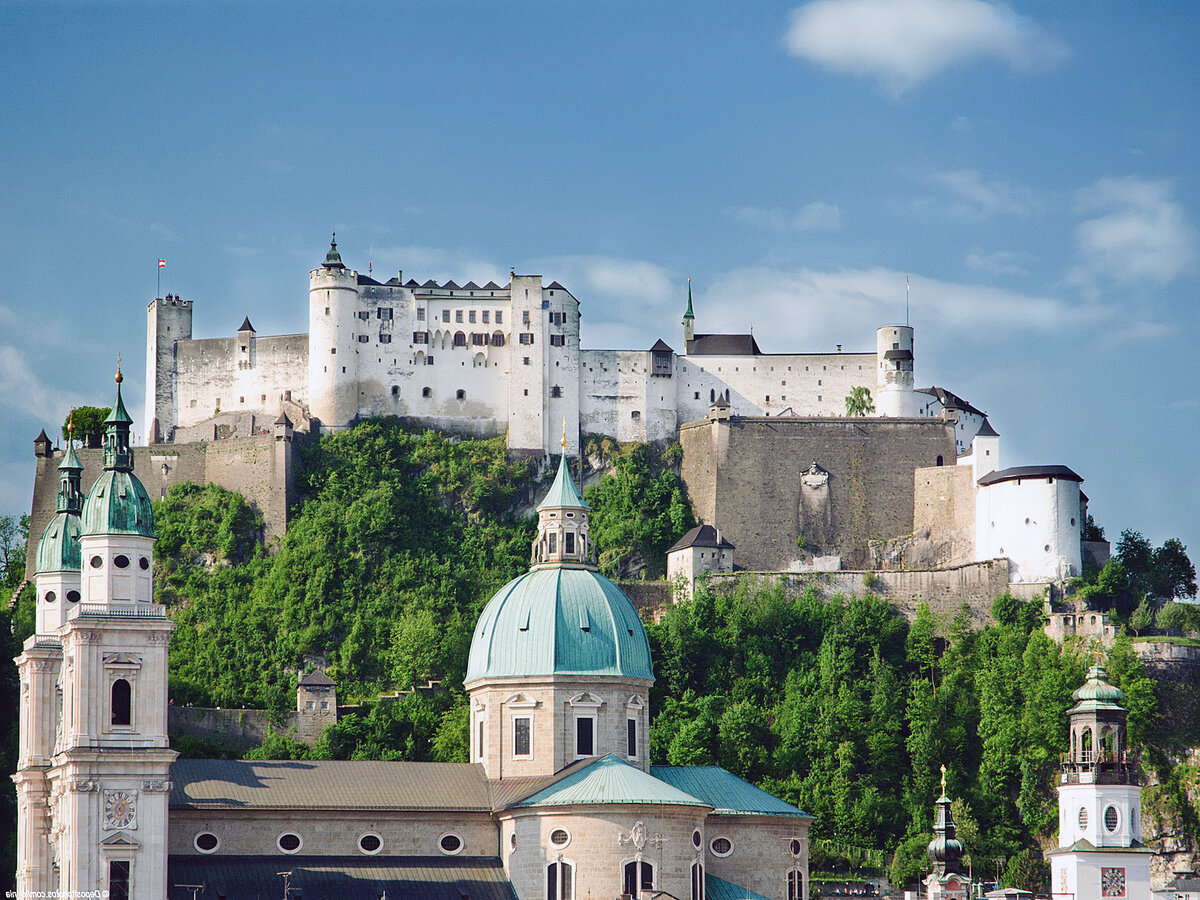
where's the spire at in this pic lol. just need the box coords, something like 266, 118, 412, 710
102, 361, 134, 471
56, 413, 84, 514
238, 316, 255, 333
927, 766, 964, 877
323, 232, 346, 269
684, 278, 694, 319
537, 448, 588, 511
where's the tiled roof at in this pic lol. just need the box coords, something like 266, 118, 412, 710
512, 755, 711, 810
444, 280, 460, 290
483, 281, 503, 290
685, 334, 763, 356
705, 873, 774, 900
975, 418, 999, 437
166, 855, 516, 900
976, 465, 1082, 487
237, 316, 254, 332
405, 279, 420, 287
916, 386, 985, 418
651, 766, 811, 818
169, 759, 491, 810
298, 669, 335, 686
463, 281, 481, 290
547, 280, 568, 290
667, 524, 734, 553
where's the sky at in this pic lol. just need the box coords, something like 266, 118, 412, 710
2, 1, 1197, 560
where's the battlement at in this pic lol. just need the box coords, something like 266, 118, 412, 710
148, 293, 192, 310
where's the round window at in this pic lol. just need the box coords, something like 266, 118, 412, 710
710, 836, 733, 857
114, 554, 130, 569
1105, 805, 1119, 832
692, 830, 702, 848
66, 590, 81, 603
45, 591, 56, 603
90, 556, 103, 568
510, 833, 517, 850
790, 839, 803, 857
550, 828, 570, 847
194, 832, 219, 853
439, 833, 463, 855
277, 832, 302, 853
139, 557, 150, 570
1078, 807, 1088, 830
358, 833, 382, 855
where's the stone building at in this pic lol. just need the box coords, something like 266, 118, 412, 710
667, 524, 736, 600
16, 401, 813, 899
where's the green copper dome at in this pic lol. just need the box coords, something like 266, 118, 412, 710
36, 512, 82, 573
1069, 664, 1125, 715
465, 567, 653, 683
81, 469, 155, 537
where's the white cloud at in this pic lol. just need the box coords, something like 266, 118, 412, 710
784, 0, 1067, 95
370, 245, 509, 288
0, 344, 85, 425
1070, 176, 1198, 288
730, 202, 843, 232
931, 169, 1036, 217
964, 249, 1032, 276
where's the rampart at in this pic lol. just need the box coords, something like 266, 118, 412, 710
680, 415, 956, 570
168, 706, 334, 752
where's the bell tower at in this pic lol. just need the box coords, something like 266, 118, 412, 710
530, 428, 593, 568
1048, 665, 1151, 899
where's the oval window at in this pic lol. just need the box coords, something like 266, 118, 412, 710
45, 591, 56, 603
1078, 807, 1088, 830
439, 833, 463, 855
790, 839, 802, 857
139, 557, 150, 570
277, 832, 302, 853
67, 590, 81, 603
692, 830, 702, 848
510, 833, 517, 850
358, 833, 382, 854
710, 836, 733, 857
114, 555, 130, 569
90, 556, 103, 568
550, 828, 570, 847
194, 832, 219, 853
1105, 805, 1119, 832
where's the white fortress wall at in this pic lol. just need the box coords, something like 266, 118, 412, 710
579, 349, 674, 444
976, 473, 1083, 583
174, 333, 308, 430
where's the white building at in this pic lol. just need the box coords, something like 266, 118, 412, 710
146, 238, 925, 455
974, 465, 1085, 583
667, 523, 736, 600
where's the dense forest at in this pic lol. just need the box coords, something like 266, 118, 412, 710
1, 418, 1197, 893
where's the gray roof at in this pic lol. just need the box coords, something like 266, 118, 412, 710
916, 386, 985, 417
167, 855, 516, 900
686, 333, 763, 356
667, 524, 734, 553
977, 465, 1083, 487
487, 757, 596, 810
975, 418, 999, 437
356, 273, 382, 286
650, 338, 674, 352
169, 759, 492, 811
237, 316, 254, 332
298, 669, 336, 686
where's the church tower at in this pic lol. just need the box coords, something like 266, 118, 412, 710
1048, 665, 1151, 899
43, 368, 175, 898
924, 768, 968, 900
683, 279, 695, 344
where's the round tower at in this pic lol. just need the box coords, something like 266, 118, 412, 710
34, 429, 85, 633
79, 368, 155, 607
876, 324, 915, 417
309, 234, 360, 430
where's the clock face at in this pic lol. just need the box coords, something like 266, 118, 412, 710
103, 790, 136, 829
1101, 866, 1126, 897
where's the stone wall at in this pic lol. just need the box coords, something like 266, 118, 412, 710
680, 415, 956, 570
168, 705, 335, 752
912, 463, 977, 566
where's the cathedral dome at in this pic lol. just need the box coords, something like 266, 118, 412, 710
35, 511, 82, 573
465, 567, 653, 683
1069, 664, 1125, 714
81, 469, 155, 537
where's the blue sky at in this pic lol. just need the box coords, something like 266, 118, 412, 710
2, 1, 1197, 560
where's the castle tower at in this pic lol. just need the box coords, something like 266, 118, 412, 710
144, 294, 193, 443
876, 324, 916, 417
924, 767, 968, 899
33, 430, 85, 634
465, 442, 653, 779
683, 279, 695, 343
1048, 665, 1151, 900
507, 273, 548, 453
308, 235, 361, 430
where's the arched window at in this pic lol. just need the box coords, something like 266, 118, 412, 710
691, 861, 704, 900
453, 331, 466, 347
546, 858, 574, 900
936, 455, 944, 466
787, 870, 803, 900
623, 859, 655, 898
710, 388, 715, 403
111, 679, 132, 726
492, 330, 505, 347
422, 387, 432, 398
1081, 727, 1093, 761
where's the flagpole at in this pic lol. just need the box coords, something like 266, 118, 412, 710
906, 275, 910, 326
157, 262, 161, 300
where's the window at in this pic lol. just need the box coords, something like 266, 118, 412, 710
455, 310, 463, 323
425, 355, 435, 365
114, 554, 130, 569
1079, 807, 1089, 830
492, 330, 505, 347
787, 870, 803, 900
109, 861, 130, 900
522, 310, 531, 325
67, 590, 80, 603
482, 310, 490, 323
542, 298, 550, 309
523, 357, 531, 366
379, 307, 393, 320
548, 533, 557, 555
476, 715, 485, 760
514, 716, 532, 758
631, 410, 641, 420
565, 532, 575, 555
550, 334, 565, 346
439, 833, 464, 855
358, 310, 370, 320
194, 832, 220, 853
790, 839, 803, 857
379, 333, 392, 343
550, 828, 571, 848
710, 836, 733, 857
277, 832, 303, 853
546, 859, 574, 900
456, 389, 466, 400
454, 332, 466, 347
469, 310, 477, 323
358, 334, 369, 343
575, 715, 594, 756
520, 332, 534, 345
472, 332, 486, 346
551, 385, 562, 398
422, 387, 432, 398
623, 860, 655, 898
359, 833, 382, 854
694, 392, 700, 399
627, 717, 638, 758
111, 679, 132, 726
442, 310, 451, 322
1105, 805, 1119, 832
415, 308, 424, 321
691, 861, 704, 900
392, 385, 399, 397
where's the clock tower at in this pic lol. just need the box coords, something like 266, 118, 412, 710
1048, 665, 1151, 899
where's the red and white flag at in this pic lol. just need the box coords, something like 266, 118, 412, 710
158, 259, 166, 268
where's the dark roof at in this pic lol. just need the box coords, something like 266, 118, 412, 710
34, 429, 51, 444
487, 757, 596, 810
385, 276, 402, 285
483, 280, 503, 290
298, 669, 335, 686
975, 418, 999, 437
167, 855, 516, 900
169, 759, 492, 811
274, 412, 292, 427
686, 333, 763, 356
463, 281, 481, 290
443, 280, 460, 290
667, 524, 734, 553
711, 394, 730, 409
237, 316, 255, 332
547, 280, 567, 290
422, 279, 439, 288
977, 465, 1083, 487
1166, 876, 1200, 890
405, 279, 420, 287
883, 348, 913, 360
650, 338, 674, 353
357, 273, 382, 286
916, 386, 985, 417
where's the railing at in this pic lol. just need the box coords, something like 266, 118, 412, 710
76, 602, 166, 618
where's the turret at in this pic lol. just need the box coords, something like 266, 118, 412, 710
33, 424, 85, 633
145, 293, 193, 443
309, 234, 361, 430
876, 324, 916, 417
531, 434, 593, 568
683, 278, 695, 343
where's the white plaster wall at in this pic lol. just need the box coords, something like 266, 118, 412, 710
1050, 847, 1151, 900
145, 297, 193, 442
175, 333, 308, 430
876, 325, 916, 417
976, 476, 1083, 582
1058, 782, 1143, 849
36, 569, 81, 633
309, 267, 360, 429
78, 534, 154, 606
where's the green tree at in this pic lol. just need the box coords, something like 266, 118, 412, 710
1150, 538, 1197, 601
1129, 595, 1155, 636
1157, 602, 1200, 634
61, 405, 110, 448
844, 386, 875, 417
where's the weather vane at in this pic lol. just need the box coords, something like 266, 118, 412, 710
940, 763, 947, 795
561, 419, 568, 452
